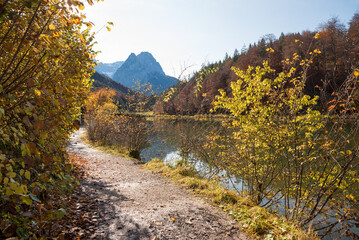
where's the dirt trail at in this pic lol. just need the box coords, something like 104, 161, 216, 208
68, 128, 249, 240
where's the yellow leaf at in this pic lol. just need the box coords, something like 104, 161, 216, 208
8, 182, 17, 189
78, 4, 85, 10
14, 185, 25, 194
40, 132, 48, 140
25, 171, 31, 180
106, 26, 111, 32
21, 185, 28, 194
5, 187, 13, 196
21, 195, 33, 205
6, 164, 13, 172
72, 17, 81, 25
171, 217, 175, 222
34, 89, 41, 96
354, 70, 359, 77
346, 194, 355, 201
3, 177, 9, 185
107, 22, 114, 26
49, 24, 56, 30
6, 172, 16, 178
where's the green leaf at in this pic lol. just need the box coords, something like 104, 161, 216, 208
29, 193, 41, 203
16, 227, 29, 239
8, 93, 15, 102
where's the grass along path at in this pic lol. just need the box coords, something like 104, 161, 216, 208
144, 160, 317, 240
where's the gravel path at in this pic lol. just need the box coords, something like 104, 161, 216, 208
68, 128, 249, 240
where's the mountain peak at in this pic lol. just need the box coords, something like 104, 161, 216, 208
112, 52, 177, 93
128, 52, 136, 59
138, 51, 153, 58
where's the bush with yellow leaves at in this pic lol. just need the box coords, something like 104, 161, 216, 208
0, 0, 100, 238
85, 88, 148, 159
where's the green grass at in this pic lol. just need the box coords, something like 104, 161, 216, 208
144, 159, 318, 240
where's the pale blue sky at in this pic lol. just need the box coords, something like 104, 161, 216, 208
84, 0, 359, 77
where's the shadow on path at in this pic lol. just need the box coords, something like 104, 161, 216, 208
77, 175, 152, 240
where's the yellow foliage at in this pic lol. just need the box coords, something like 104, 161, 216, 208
86, 88, 117, 113
0, 0, 100, 236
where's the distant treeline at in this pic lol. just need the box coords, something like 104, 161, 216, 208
154, 14, 359, 115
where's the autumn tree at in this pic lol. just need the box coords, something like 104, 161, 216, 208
85, 88, 116, 113
348, 14, 359, 69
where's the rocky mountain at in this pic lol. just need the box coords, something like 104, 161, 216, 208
95, 61, 124, 78
112, 52, 177, 93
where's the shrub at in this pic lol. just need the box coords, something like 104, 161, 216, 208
85, 89, 148, 159
0, 0, 97, 237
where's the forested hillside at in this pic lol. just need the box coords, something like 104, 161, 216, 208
91, 72, 134, 95
154, 15, 359, 115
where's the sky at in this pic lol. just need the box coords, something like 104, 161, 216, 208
83, 0, 359, 78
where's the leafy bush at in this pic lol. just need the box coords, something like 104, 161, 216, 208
0, 0, 97, 237
85, 89, 148, 159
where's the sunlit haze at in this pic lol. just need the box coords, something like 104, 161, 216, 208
84, 0, 359, 77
